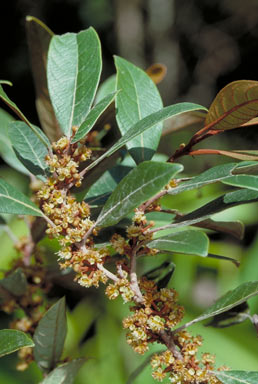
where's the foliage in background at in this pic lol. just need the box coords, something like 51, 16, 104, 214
0, 16, 258, 384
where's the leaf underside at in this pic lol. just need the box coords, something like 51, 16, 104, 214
115, 56, 163, 164
206, 80, 258, 130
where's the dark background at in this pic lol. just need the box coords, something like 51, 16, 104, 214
2, 0, 258, 125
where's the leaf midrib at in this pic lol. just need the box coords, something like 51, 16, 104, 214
0, 192, 42, 216
97, 168, 171, 225
68, 35, 79, 138
16, 127, 46, 172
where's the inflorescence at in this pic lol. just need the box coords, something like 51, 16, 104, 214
35, 135, 224, 383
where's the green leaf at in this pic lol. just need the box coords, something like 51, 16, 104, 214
33, 297, 67, 371
47, 28, 102, 138
168, 162, 238, 195
95, 74, 116, 103
26, 16, 62, 143
214, 370, 258, 384
173, 189, 258, 229
206, 80, 258, 130
115, 56, 163, 164
9, 121, 50, 178
72, 92, 116, 143
84, 164, 133, 206
40, 359, 85, 384
85, 102, 207, 172
0, 329, 34, 357
147, 230, 209, 256
0, 268, 28, 296
97, 162, 183, 227
222, 175, 258, 191
0, 108, 29, 174
188, 280, 258, 326
0, 179, 44, 217
0, 82, 49, 148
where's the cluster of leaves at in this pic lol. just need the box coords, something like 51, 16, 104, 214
0, 16, 258, 384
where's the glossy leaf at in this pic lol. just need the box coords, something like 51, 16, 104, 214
84, 164, 133, 206
0, 108, 29, 174
0, 268, 27, 296
0, 82, 49, 148
26, 16, 62, 143
72, 92, 116, 143
34, 297, 67, 371
9, 121, 50, 178
0, 329, 34, 357
40, 359, 85, 384
0, 179, 44, 217
148, 230, 209, 256
146, 63, 167, 84
168, 162, 238, 196
85, 102, 207, 173
205, 80, 258, 131
214, 370, 258, 384
115, 56, 163, 164
222, 175, 258, 191
187, 280, 258, 326
97, 162, 183, 227
47, 28, 102, 138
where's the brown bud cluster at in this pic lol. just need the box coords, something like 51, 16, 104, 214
122, 278, 184, 354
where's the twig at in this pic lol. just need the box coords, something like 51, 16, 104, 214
41, 213, 56, 228
168, 130, 220, 163
97, 263, 119, 282
139, 190, 168, 212
159, 330, 183, 360
78, 225, 96, 248
130, 246, 144, 304
3, 225, 19, 244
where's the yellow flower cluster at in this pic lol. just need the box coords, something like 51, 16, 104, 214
106, 270, 135, 303
36, 137, 224, 384
37, 137, 110, 288
151, 330, 223, 383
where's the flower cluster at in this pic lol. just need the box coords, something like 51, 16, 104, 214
36, 137, 224, 383
122, 278, 184, 355
151, 330, 224, 383
37, 137, 110, 288
106, 269, 135, 303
